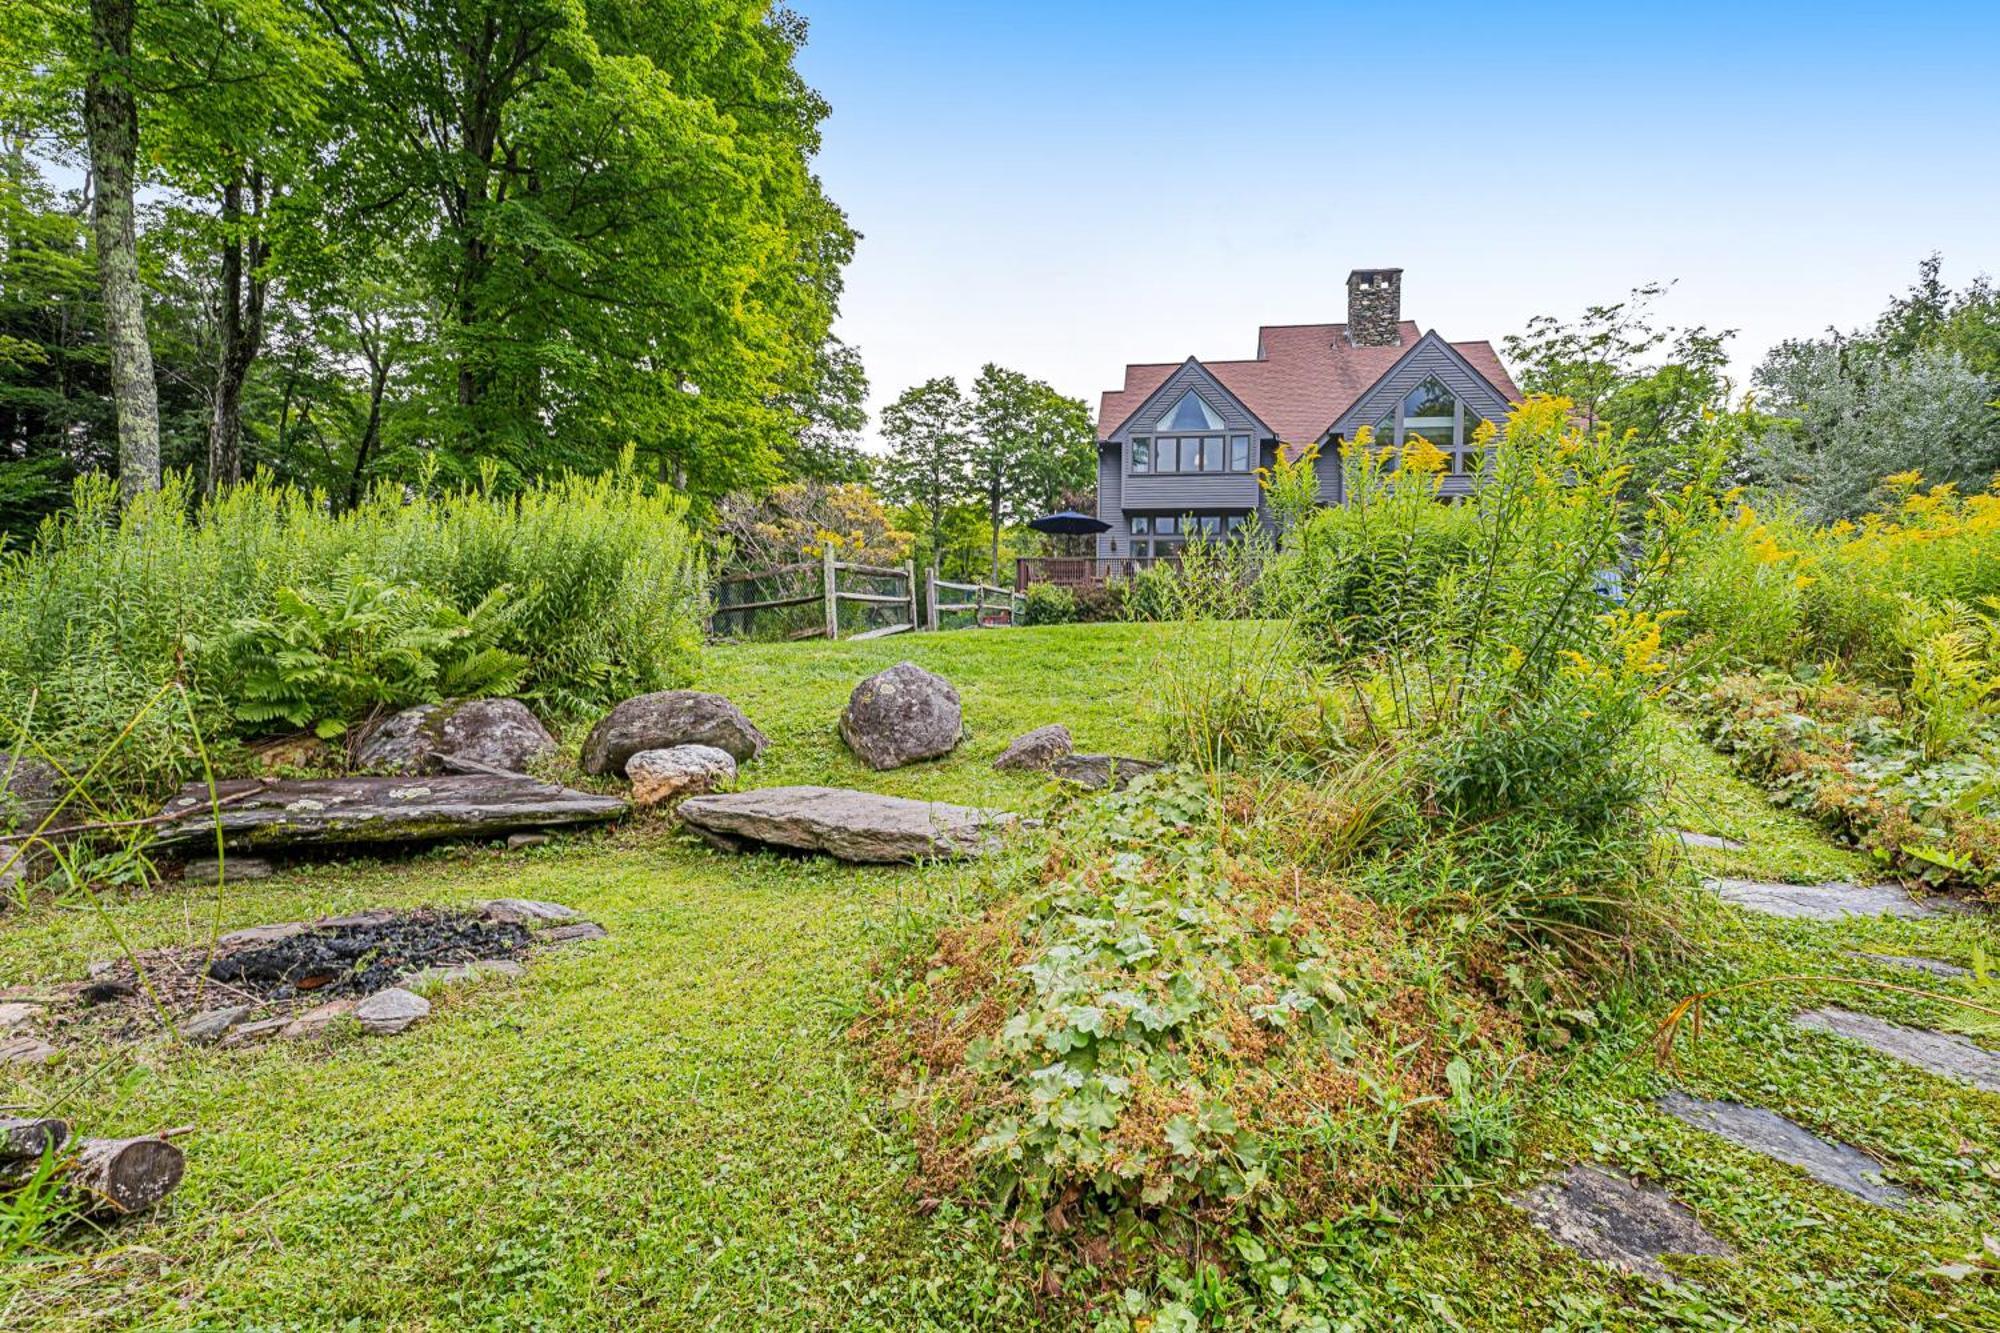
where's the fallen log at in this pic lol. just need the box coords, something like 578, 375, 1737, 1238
1, 1132, 185, 1216
64, 1136, 186, 1215
151, 775, 627, 851
0, 1116, 69, 1161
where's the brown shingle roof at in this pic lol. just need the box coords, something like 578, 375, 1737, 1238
1096, 321, 1521, 451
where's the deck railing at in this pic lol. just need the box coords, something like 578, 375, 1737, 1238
1013, 556, 1177, 591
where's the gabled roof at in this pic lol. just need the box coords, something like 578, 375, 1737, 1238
1097, 321, 1520, 446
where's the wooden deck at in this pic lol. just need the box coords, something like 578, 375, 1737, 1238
1015, 557, 1173, 590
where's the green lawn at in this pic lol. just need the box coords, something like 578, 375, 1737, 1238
3, 622, 1998, 1330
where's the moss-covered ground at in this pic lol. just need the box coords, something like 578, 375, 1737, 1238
2, 623, 1996, 1329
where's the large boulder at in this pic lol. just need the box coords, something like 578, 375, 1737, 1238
354, 699, 556, 776
581, 691, 767, 776
678, 786, 1012, 864
839, 662, 963, 771
993, 724, 1073, 772
626, 745, 736, 810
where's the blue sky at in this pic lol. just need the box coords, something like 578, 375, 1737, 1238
791, 0, 2000, 441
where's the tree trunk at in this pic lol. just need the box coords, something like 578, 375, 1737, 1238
348, 352, 388, 511
64, 1136, 184, 1215
206, 170, 269, 493
83, 0, 160, 500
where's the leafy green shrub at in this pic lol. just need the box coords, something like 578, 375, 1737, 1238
0, 464, 704, 793
1069, 578, 1127, 623
1020, 583, 1078, 626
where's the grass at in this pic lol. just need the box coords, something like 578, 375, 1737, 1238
2, 623, 1998, 1329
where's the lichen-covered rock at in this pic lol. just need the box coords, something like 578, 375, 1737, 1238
479, 898, 578, 924
581, 691, 768, 775
839, 663, 962, 771
354, 699, 557, 776
993, 724, 1073, 771
626, 745, 736, 809
0, 750, 63, 820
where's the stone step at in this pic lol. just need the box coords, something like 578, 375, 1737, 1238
1702, 878, 1966, 922
1676, 829, 1745, 852
676, 786, 1014, 864
1657, 1092, 1908, 1207
1848, 952, 1970, 979
1794, 1007, 2000, 1093
1511, 1164, 1733, 1285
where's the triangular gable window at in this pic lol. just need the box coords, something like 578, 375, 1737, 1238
1157, 390, 1223, 432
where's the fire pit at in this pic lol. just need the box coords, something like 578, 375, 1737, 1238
206, 910, 531, 1002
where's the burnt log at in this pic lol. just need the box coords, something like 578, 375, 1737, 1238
0, 1116, 70, 1161
151, 776, 627, 851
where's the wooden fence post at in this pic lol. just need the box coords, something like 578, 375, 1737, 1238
904, 559, 919, 632
925, 566, 939, 633
822, 545, 838, 640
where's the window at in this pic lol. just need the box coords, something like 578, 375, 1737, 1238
1357, 376, 1494, 476
1157, 390, 1224, 432
1128, 512, 1255, 558
1130, 430, 1257, 475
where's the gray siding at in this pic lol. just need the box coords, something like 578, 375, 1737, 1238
1094, 445, 1122, 558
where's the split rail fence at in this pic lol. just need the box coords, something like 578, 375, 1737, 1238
709, 548, 1024, 643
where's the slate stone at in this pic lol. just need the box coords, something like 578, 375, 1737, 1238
993, 724, 1073, 772
354, 987, 430, 1035
677, 786, 1013, 864
0, 1035, 56, 1065
217, 920, 312, 949
221, 1016, 291, 1048
479, 898, 578, 924
626, 744, 737, 810
1795, 1007, 2000, 1093
1702, 878, 1965, 921
280, 999, 357, 1040
1676, 829, 1745, 852
839, 663, 963, 771
0, 1002, 42, 1031
180, 1005, 253, 1045
1050, 754, 1164, 792
1657, 1092, 1908, 1207
1848, 952, 1970, 979
182, 857, 273, 886
1512, 1164, 1733, 1284
581, 691, 768, 775
540, 921, 608, 945
505, 833, 549, 851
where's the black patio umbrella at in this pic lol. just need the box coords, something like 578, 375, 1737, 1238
1026, 510, 1111, 535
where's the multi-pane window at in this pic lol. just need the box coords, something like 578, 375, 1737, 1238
1358, 376, 1490, 475
1130, 432, 1255, 475
1129, 512, 1253, 559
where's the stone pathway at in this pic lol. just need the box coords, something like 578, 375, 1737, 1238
1702, 877, 1964, 921
1794, 1007, 2000, 1093
1512, 1165, 1733, 1284
1847, 952, 1971, 979
1657, 1092, 1908, 1207
1676, 829, 1746, 852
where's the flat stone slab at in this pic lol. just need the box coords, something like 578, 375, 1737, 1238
355, 988, 430, 1035
1676, 830, 1745, 852
0, 1034, 56, 1065
1795, 1007, 2000, 1093
0, 1002, 42, 1031
183, 856, 273, 885
180, 1004, 253, 1045
1849, 952, 1970, 979
1657, 1092, 1908, 1207
478, 899, 578, 924
677, 786, 1014, 864
152, 775, 627, 851
1512, 1165, 1733, 1284
1702, 878, 1964, 921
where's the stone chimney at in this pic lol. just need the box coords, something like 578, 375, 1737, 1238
1346, 268, 1403, 347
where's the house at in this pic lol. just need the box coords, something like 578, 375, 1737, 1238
1081, 268, 1520, 572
